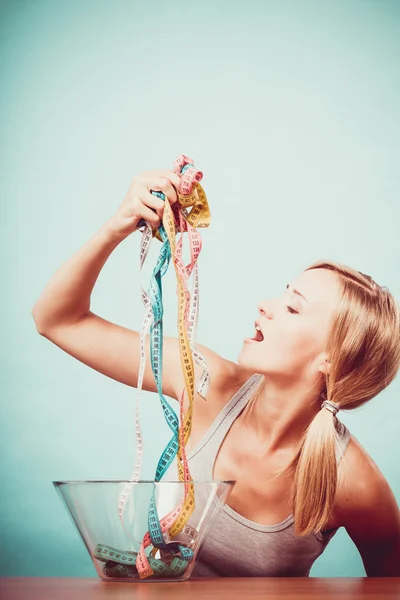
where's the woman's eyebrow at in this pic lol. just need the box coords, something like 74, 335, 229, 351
286, 283, 308, 303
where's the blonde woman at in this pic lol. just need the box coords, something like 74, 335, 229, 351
32, 169, 400, 577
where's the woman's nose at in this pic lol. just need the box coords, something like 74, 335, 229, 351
258, 301, 273, 319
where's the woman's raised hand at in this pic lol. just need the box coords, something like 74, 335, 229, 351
107, 168, 182, 240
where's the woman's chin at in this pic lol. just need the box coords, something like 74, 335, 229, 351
237, 348, 259, 371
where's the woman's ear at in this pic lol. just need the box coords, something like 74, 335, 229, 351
318, 353, 331, 375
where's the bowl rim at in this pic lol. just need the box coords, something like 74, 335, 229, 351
52, 479, 236, 485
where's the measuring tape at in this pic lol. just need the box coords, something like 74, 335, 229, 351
96, 155, 212, 580
94, 542, 188, 577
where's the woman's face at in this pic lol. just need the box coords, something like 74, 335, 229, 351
238, 268, 342, 382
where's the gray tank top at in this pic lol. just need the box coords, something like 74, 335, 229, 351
164, 373, 351, 577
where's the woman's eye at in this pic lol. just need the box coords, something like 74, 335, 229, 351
286, 306, 298, 314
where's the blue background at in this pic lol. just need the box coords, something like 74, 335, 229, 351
1, 0, 399, 577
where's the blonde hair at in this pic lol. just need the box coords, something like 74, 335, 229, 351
274, 259, 400, 537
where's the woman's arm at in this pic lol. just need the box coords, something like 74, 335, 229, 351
31, 218, 236, 403
31, 168, 181, 330
340, 451, 400, 576
31, 220, 124, 331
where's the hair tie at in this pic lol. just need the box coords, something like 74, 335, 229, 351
321, 400, 340, 416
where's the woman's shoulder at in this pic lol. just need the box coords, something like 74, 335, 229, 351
333, 433, 400, 573
172, 346, 244, 403
334, 433, 394, 525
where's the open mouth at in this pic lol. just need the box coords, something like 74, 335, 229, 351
251, 326, 264, 342
244, 322, 265, 345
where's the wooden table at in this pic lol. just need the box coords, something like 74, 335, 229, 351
1, 577, 399, 599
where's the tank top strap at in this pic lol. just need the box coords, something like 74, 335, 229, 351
187, 373, 264, 461
334, 418, 351, 464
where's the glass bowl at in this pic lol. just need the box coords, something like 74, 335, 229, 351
53, 479, 235, 582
